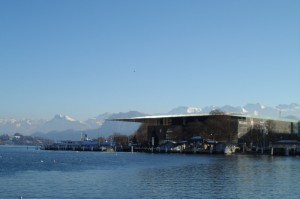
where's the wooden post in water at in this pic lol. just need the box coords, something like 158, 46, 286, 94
131, 145, 133, 153
151, 137, 154, 153
285, 147, 289, 156
270, 147, 273, 156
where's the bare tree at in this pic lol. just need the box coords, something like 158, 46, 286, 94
265, 120, 276, 133
209, 109, 225, 115
110, 133, 129, 146
134, 123, 149, 145
206, 110, 234, 143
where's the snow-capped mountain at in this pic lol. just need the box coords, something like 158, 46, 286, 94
0, 118, 44, 135
32, 111, 146, 141
84, 118, 104, 130
276, 103, 300, 118
96, 111, 147, 137
84, 112, 114, 129
276, 103, 300, 110
1, 103, 299, 140
168, 106, 202, 115
168, 103, 300, 119
38, 114, 88, 133
242, 103, 279, 117
0, 114, 104, 136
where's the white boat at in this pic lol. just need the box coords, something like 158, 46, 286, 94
224, 145, 235, 155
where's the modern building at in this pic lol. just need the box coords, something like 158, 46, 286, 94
114, 113, 300, 147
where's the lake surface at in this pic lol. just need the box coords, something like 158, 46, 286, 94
1, 145, 300, 199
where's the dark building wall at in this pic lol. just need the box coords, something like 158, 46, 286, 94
146, 115, 240, 144
237, 117, 299, 144
144, 115, 299, 145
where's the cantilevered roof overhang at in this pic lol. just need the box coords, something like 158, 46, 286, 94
111, 114, 211, 123
111, 113, 298, 124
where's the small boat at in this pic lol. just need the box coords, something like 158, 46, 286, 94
224, 145, 235, 155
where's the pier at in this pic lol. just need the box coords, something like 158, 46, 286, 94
42, 139, 300, 156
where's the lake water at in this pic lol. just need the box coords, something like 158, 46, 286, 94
1, 145, 300, 199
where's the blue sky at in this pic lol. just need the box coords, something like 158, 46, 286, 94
0, 0, 299, 120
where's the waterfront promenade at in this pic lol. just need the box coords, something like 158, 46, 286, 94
42, 141, 300, 156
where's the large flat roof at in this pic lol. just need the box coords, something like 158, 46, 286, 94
112, 113, 298, 123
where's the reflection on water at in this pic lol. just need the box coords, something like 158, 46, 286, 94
1, 146, 300, 199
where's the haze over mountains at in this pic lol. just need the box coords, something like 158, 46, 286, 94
168, 103, 300, 120
1, 103, 299, 141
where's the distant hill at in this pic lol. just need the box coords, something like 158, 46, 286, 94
31, 111, 146, 141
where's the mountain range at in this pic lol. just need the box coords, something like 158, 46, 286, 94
1, 103, 299, 141
167, 103, 300, 120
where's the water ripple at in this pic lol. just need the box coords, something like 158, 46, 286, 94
1, 146, 300, 198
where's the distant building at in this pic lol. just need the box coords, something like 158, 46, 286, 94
114, 113, 299, 146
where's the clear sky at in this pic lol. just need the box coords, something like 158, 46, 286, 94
0, 0, 299, 120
